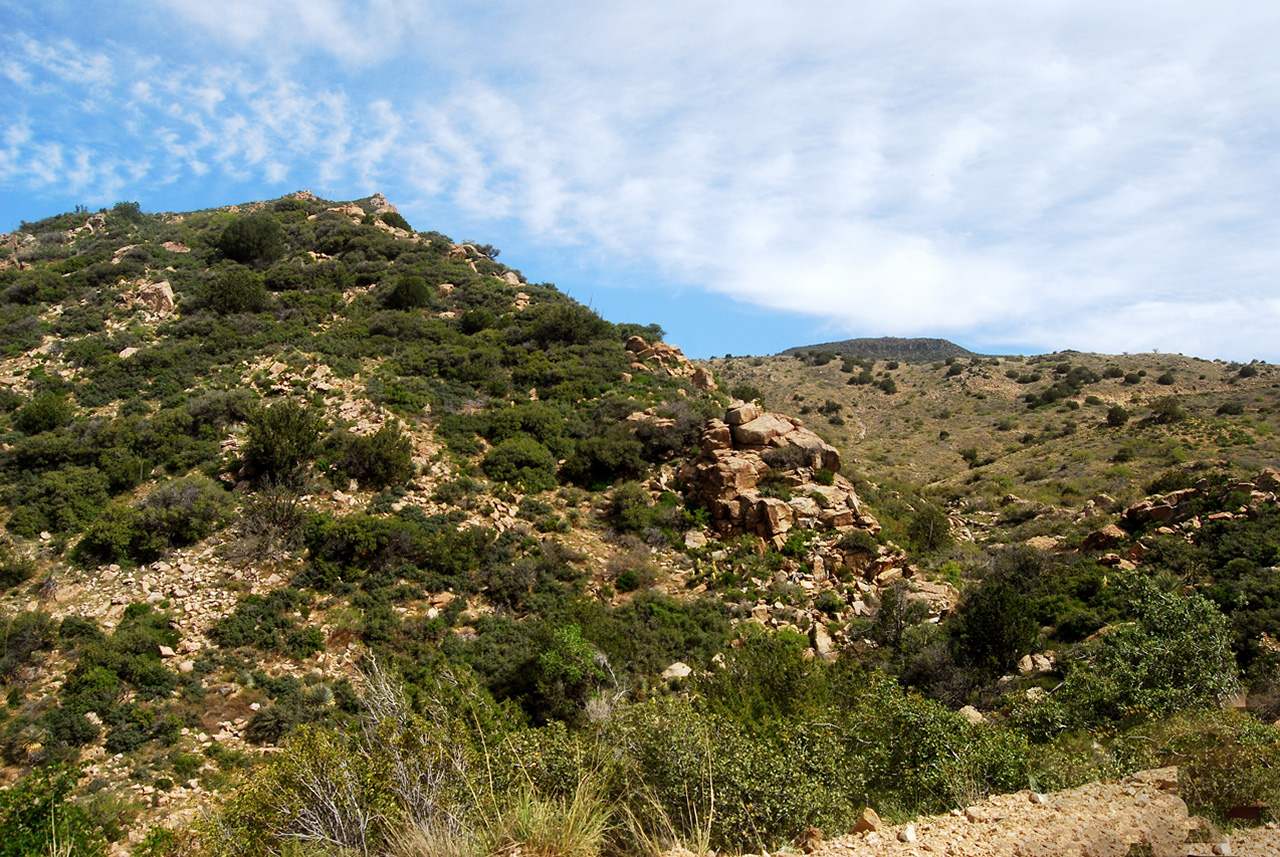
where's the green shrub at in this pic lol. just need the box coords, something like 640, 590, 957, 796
381, 211, 412, 231
210, 589, 323, 657
838, 529, 879, 555
483, 437, 558, 493
0, 546, 36, 591
243, 400, 324, 483
1148, 397, 1186, 424
0, 763, 108, 857
217, 214, 286, 265
382, 275, 431, 310
1106, 404, 1129, 427
332, 423, 414, 489
13, 392, 73, 435
204, 266, 268, 314
951, 581, 1038, 674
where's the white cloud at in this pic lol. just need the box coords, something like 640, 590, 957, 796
5, 2, 1280, 359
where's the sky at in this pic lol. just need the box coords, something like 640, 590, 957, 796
2, 1, 1280, 361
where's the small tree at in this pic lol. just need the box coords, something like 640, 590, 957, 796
217, 214, 286, 266
952, 581, 1038, 675
1106, 404, 1130, 427
243, 401, 324, 484
1149, 396, 1186, 425
382, 275, 431, 310
333, 424, 414, 489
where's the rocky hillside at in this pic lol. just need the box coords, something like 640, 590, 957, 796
0, 195, 1276, 856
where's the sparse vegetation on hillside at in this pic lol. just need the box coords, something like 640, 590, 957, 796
0, 196, 1277, 853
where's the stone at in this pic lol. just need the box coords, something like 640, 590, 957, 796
118, 346, 139, 359
731, 414, 795, 446
793, 826, 823, 853
852, 807, 881, 834
1083, 523, 1128, 551
958, 705, 984, 724
897, 824, 916, 842
136, 280, 176, 314
684, 530, 708, 549
178, 661, 195, 674
661, 662, 693, 681
725, 402, 762, 425
158, 645, 177, 658
810, 623, 835, 660
691, 366, 717, 392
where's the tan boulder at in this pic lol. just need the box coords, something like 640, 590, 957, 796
732, 413, 794, 445
725, 402, 762, 424
136, 280, 176, 314
691, 366, 717, 392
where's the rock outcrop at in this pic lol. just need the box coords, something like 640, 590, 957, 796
680, 402, 875, 546
1123, 469, 1280, 531
625, 336, 717, 391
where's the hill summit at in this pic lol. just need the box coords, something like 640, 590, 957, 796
781, 336, 977, 362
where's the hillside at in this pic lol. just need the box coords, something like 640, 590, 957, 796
0, 195, 1277, 856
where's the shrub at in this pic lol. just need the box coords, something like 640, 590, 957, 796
1017, 575, 1240, 737
1106, 404, 1130, 427
13, 393, 73, 435
1216, 402, 1244, 416
0, 546, 36, 591
0, 763, 108, 857
217, 215, 286, 265
381, 211, 412, 231
332, 424, 414, 489
838, 529, 879, 555
145, 473, 229, 536
951, 581, 1038, 674
1157, 371, 1175, 385
1148, 397, 1186, 425
761, 445, 810, 472
483, 437, 558, 493
907, 502, 952, 553
729, 384, 763, 404
382, 275, 431, 310
243, 400, 324, 483
205, 266, 268, 314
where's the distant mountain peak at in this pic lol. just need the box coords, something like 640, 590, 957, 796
780, 336, 978, 362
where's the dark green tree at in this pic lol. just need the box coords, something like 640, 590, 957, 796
217, 214, 286, 265
243, 401, 324, 483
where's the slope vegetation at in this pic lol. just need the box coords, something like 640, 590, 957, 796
0, 196, 1275, 856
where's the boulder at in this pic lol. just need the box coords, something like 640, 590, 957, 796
732, 413, 795, 445
691, 366, 717, 392
136, 280, 176, 314
661, 662, 692, 681
700, 419, 733, 453
725, 402, 762, 425
1082, 524, 1127, 551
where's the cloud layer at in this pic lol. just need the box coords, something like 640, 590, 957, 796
3, 0, 1280, 359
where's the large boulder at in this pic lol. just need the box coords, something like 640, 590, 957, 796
732, 413, 796, 446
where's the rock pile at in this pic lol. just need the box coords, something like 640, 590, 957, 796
625, 336, 717, 391
679, 402, 878, 547
1123, 468, 1280, 531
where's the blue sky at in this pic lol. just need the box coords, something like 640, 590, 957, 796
3, 1, 1280, 361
